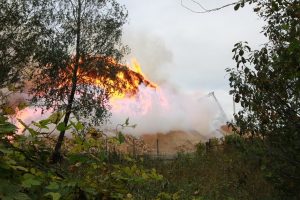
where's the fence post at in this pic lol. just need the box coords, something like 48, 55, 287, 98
156, 138, 159, 157
133, 139, 136, 158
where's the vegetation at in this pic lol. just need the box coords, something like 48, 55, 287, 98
0, 0, 38, 88
1, 113, 283, 199
0, 115, 278, 199
0, 114, 164, 199
140, 136, 276, 200
0, 0, 299, 199
227, 0, 300, 198
1, 0, 134, 162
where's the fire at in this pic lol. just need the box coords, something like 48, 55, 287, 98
73, 57, 168, 115
33, 56, 158, 102
75, 57, 158, 100
11, 57, 166, 133
10, 54, 228, 148
106, 59, 168, 115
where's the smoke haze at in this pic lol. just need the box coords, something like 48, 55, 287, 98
109, 83, 226, 138
117, 32, 226, 137
123, 30, 173, 84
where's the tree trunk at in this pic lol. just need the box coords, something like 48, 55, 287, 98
51, 0, 82, 163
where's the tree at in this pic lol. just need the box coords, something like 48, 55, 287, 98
227, 0, 300, 197
7, 0, 130, 162
0, 0, 44, 88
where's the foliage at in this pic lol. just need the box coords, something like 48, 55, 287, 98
0, 0, 135, 161
140, 136, 276, 200
27, 0, 130, 124
0, 113, 166, 199
0, 0, 43, 88
227, 0, 300, 198
1, 111, 282, 199
0, 115, 17, 134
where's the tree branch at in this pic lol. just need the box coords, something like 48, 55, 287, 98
180, 0, 238, 13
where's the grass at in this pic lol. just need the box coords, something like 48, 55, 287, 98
129, 138, 277, 200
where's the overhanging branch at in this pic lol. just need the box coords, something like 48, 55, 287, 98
180, 0, 238, 13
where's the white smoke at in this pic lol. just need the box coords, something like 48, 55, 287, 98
118, 31, 226, 137
109, 83, 225, 138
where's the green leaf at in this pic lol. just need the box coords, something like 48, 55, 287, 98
0, 115, 9, 122
75, 122, 84, 131
83, 187, 97, 195
239, 50, 244, 56
68, 154, 90, 163
11, 166, 29, 172
39, 118, 52, 126
27, 127, 38, 136
234, 94, 240, 103
118, 132, 125, 144
142, 172, 149, 179
46, 182, 59, 190
125, 118, 129, 126
49, 112, 64, 124
0, 122, 17, 134
22, 174, 42, 188
32, 121, 49, 129
17, 102, 28, 111
235, 55, 239, 62
253, 7, 260, 12
13, 192, 31, 200
234, 3, 240, 11
56, 122, 66, 132
16, 119, 37, 135
242, 57, 246, 64
45, 192, 61, 200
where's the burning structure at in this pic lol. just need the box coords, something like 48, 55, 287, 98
11, 58, 229, 156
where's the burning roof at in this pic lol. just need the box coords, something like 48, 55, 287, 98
13, 57, 229, 154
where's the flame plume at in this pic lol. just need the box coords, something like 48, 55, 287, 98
31, 56, 158, 103
77, 57, 166, 115
76, 57, 157, 99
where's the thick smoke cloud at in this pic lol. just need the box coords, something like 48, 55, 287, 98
116, 31, 226, 137
109, 84, 226, 138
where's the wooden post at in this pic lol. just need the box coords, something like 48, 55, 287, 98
133, 139, 136, 158
105, 138, 108, 154
156, 137, 159, 157
105, 137, 109, 162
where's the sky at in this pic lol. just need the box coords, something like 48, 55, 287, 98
118, 0, 266, 118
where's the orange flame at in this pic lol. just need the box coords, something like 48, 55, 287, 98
16, 57, 168, 131
32, 56, 163, 112
104, 59, 169, 115
79, 58, 158, 99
